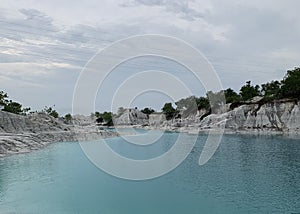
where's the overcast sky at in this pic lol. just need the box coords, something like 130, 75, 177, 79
0, 0, 299, 114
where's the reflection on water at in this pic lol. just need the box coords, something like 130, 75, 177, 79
0, 132, 299, 213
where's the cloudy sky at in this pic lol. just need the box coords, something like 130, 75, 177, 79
0, 0, 299, 114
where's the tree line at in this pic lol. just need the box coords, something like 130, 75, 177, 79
1, 67, 299, 123
162, 67, 300, 119
0, 92, 64, 119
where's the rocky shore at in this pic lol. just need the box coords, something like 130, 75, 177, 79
0, 111, 118, 157
114, 99, 300, 135
1, 99, 299, 157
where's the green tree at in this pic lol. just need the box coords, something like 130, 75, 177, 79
197, 97, 210, 110
240, 81, 261, 101
3, 101, 23, 114
1, 91, 30, 115
50, 110, 59, 118
141, 107, 155, 115
44, 106, 59, 118
261, 80, 281, 98
64, 113, 72, 122
280, 67, 300, 99
96, 117, 104, 123
102, 111, 114, 126
162, 103, 177, 120
95, 111, 101, 118
0, 91, 8, 106
224, 88, 241, 103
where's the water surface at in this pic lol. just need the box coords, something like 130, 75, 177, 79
0, 131, 300, 213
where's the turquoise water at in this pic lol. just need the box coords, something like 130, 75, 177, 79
0, 131, 300, 213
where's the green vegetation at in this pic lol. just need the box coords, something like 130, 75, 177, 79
3, 101, 23, 114
1, 67, 299, 123
94, 111, 114, 126
64, 113, 72, 122
102, 112, 113, 124
43, 106, 59, 118
175, 96, 210, 112
141, 107, 155, 115
239, 81, 261, 101
224, 88, 241, 103
280, 67, 300, 99
0, 91, 30, 115
0, 91, 8, 106
159, 67, 300, 119
162, 103, 178, 120
261, 81, 281, 99
197, 97, 210, 110
95, 111, 101, 118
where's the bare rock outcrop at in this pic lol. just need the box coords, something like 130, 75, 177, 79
139, 100, 300, 134
113, 108, 148, 126
0, 111, 118, 157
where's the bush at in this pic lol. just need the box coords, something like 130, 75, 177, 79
3, 101, 23, 114
64, 113, 72, 122
44, 106, 59, 118
141, 107, 155, 115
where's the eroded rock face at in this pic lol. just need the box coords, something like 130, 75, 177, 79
113, 108, 148, 125
196, 101, 299, 133
1, 100, 299, 157
71, 115, 96, 126
146, 101, 299, 134
149, 113, 166, 127
0, 111, 118, 157
0, 111, 69, 133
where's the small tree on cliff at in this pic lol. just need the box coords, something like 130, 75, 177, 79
0, 91, 30, 115
3, 101, 23, 114
44, 106, 59, 118
102, 111, 114, 126
162, 103, 177, 120
0, 91, 8, 106
141, 107, 155, 115
64, 113, 72, 122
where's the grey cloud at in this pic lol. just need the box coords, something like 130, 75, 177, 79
125, 0, 205, 21
1, 1, 300, 113
0, 9, 58, 43
19, 9, 53, 24
164, 1, 205, 20
0, 10, 98, 66
134, 0, 165, 6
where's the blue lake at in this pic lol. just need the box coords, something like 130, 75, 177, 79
0, 131, 300, 213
